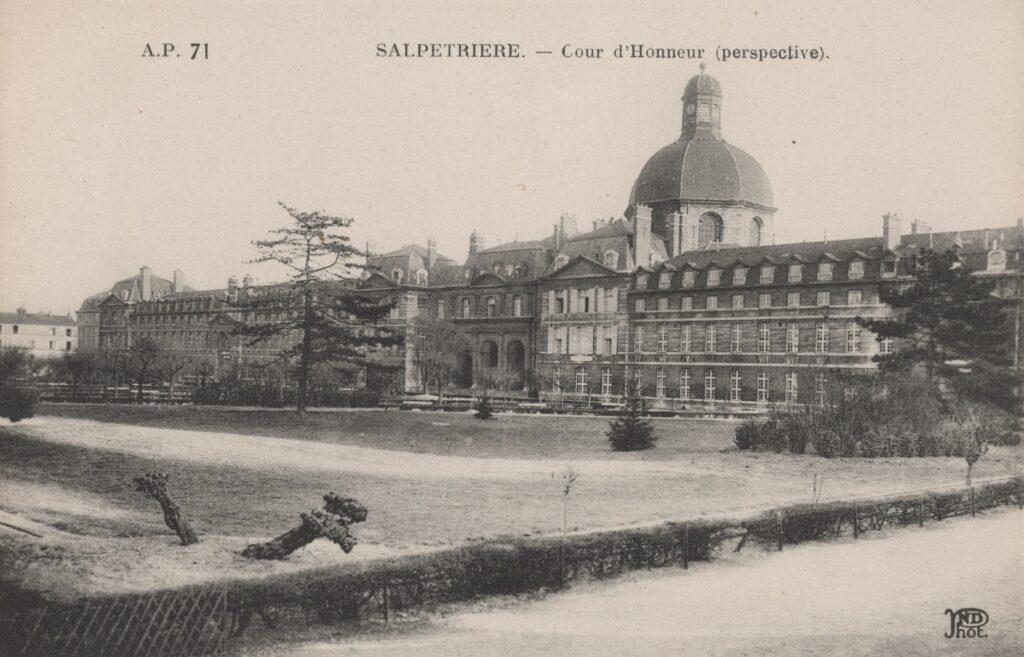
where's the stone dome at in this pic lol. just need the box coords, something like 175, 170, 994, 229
629, 69, 774, 210
628, 136, 774, 208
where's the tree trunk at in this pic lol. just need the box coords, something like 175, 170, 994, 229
242, 494, 367, 560
134, 472, 199, 545
966, 461, 974, 488
136, 367, 146, 404
297, 289, 313, 414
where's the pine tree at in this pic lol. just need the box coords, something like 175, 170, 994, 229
474, 391, 494, 420
235, 203, 402, 413
607, 382, 657, 451
858, 247, 1016, 413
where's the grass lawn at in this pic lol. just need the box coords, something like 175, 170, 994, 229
1, 407, 1021, 598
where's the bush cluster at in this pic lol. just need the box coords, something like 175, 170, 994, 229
732, 375, 1016, 458
0, 387, 37, 423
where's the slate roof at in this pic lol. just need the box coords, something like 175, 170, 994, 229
0, 311, 75, 326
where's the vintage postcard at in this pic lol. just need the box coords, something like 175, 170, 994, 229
0, 1, 1021, 656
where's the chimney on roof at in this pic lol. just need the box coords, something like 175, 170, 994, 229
560, 213, 578, 238
882, 213, 901, 251
172, 269, 185, 293
469, 230, 483, 255
140, 266, 153, 301
243, 273, 254, 288
910, 219, 930, 235
633, 205, 653, 268
427, 237, 437, 270
227, 275, 238, 300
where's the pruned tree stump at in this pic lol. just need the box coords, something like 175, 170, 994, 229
242, 493, 367, 560
134, 471, 200, 545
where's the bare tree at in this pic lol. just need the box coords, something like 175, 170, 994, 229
52, 349, 102, 401
134, 472, 199, 545
121, 338, 163, 403
413, 318, 468, 404
242, 493, 367, 560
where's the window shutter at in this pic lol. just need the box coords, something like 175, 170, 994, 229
569, 288, 578, 314
610, 287, 619, 312
548, 290, 555, 316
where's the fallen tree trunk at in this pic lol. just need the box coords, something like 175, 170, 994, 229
242, 493, 367, 560
133, 472, 199, 545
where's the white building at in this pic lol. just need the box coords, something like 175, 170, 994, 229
0, 308, 77, 359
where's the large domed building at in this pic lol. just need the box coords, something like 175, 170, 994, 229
628, 65, 775, 256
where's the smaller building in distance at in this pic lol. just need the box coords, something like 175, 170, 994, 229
0, 308, 77, 358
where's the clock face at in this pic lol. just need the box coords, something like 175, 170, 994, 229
685, 104, 696, 115
989, 250, 1006, 265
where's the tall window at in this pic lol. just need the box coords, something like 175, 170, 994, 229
462, 298, 471, 318
757, 370, 769, 403
706, 324, 717, 353
759, 292, 772, 309
634, 325, 644, 352
698, 213, 724, 246
658, 325, 668, 352
760, 265, 775, 284
729, 370, 742, 402
706, 296, 718, 311
786, 323, 799, 353
816, 322, 829, 353
513, 296, 523, 317
733, 267, 748, 285
818, 262, 833, 281
486, 297, 497, 317
846, 321, 861, 353
679, 370, 691, 400
732, 294, 744, 309
785, 372, 799, 403
758, 323, 771, 353
681, 296, 693, 310
658, 297, 668, 311
704, 370, 716, 401
847, 290, 862, 306
437, 300, 445, 319
601, 368, 613, 396
788, 264, 803, 282
730, 324, 742, 352
815, 373, 827, 407
575, 367, 588, 394
659, 272, 672, 289
656, 369, 666, 398
604, 288, 617, 311
787, 292, 801, 307
635, 299, 646, 312
683, 271, 695, 288
707, 269, 721, 287
680, 324, 691, 353
816, 291, 831, 307
604, 251, 619, 269
749, 217, 763, 246
552, 367, 562, 393
849, 260, 865, 280
879, 337, 894, 355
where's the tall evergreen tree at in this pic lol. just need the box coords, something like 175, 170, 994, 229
858, 247, 1016, 413
235, 203, 401, 413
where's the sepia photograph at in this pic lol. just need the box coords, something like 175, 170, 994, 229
0, 1, 1021, 656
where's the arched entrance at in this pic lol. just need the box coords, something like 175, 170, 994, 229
505, 340, 526, 390
481, 340, 499, 369
455, 350, 473, 388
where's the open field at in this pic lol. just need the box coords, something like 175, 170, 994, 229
1, 408, 1022, 599
238, 509, 1024, 657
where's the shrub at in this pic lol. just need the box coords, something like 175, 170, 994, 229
734, 419, 760, 450
0, 387, 37, 423
607, 390, 657, 451
474, 393, 494, 420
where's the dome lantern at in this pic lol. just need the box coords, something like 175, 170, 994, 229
681, 63, 723, 139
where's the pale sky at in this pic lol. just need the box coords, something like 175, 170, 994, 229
1, 0, 1022, 314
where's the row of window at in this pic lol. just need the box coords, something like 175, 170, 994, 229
0, 325, 73, 336
638, 259, 897, 291
548, 287, 620, 315
632, 322, 893, 355
444, 295, 527, 319
553, 366, 827, 405
0, 339, 73, 351
635, 289, 873, 312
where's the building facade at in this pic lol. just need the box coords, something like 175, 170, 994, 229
0, 309, 77, 358
80, 69, 1024, 406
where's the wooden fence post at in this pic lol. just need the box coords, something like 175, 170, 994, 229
382, 575, 389, 622
852, 502, 858, 539
777, 511, 784, 551
682, 524, 689, 570
970, 486, 976, 517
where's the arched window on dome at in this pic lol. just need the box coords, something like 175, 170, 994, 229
604, 250, 619, 270
750, 217, 763, 247
504, 263, 515, 279
554, 254, 570, 269
697, 213, 723, 247
415, 269, 428, 286
391, 268, 404, 284
493, 262, 503, 274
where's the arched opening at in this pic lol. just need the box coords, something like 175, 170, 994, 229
481, 340, 499, 369
505, 340, 525, 390
749, 217, 763, 246
455, 350, 473, 387
697, 213, 723, 247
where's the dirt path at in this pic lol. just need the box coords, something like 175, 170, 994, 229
247, 510, 1024, 657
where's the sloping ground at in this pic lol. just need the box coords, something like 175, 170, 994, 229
0, 416, 1021, 598
245, 510, 1024, 657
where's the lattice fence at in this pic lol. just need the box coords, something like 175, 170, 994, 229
0, 586, 229, 657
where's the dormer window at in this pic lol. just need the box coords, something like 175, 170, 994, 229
759, 265, 775, 284
461, 298, 471, 318
637, 274, 648, 289
416, 269, 428, 286
486, 297, 497, 317
504, 264, 515, 278
659, 272, 672, 289
707, 268, 721, 287
683, 271, 695, 288
733, 267, 748, 285
788, 264, 803, 283
604, 251, 619, 269
555, 255, 570, 269
818, 262, 833, 281
849, 260, 865, 280
881, 259, 897, 278
391, 268, 404, 283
